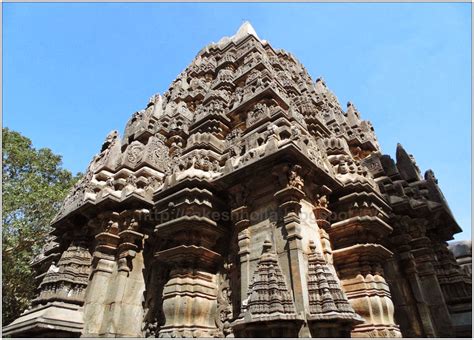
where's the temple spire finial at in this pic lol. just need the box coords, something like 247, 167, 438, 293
234, 21, 260, 41
215, 21, 261, 48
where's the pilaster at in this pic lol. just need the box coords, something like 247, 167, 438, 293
153, 183, 226, 337
273, 163, 310, 336
228, 184, 251, 304
329, 190, 401, 337
82, 210, 146, 338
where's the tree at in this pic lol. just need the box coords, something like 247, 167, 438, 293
2, 128, 81, 326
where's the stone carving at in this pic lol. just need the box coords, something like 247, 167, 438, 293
92, 130, 121, 172
143, 320, 158, 338
33, 242, 92, 306
216, 266, 233, 337
125, 141, 145, 167
306, 242, 362, 323
247, 102, 270, 126
52, 165, 96, 223
288, 164, 304, 190
144, 135, 170, 171
241, 240, 296, 317
5, 21, 470, 339
316, 194, 328, 209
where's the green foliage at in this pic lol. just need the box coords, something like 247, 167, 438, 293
2, 128, 80, 326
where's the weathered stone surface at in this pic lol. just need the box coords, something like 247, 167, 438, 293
449, 240, 472, 278
4, 22, 470, 338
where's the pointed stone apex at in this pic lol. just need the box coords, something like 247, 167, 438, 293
396, 143, 422, 182
346, 101, 360, 121
215, 21, 262, 48
234, 21, 260, 41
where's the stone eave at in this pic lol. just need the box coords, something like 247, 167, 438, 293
154, 215, 225, 238
433, 209, 463, 240
51, 193, 153, 232
154, 179, 223, 205
329, 216, 393, 244
185, 131, 226, 153
214, 142, 342, 192
189, 112, 232, 135
243, 109, 307, 136
330, 190, 392, 213
332, 243, 393, 264
333, 180, 380, 198
390, 197, 462, 237
154, 244, 222, 268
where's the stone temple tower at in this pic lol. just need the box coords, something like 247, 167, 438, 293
4, 22, 471, 338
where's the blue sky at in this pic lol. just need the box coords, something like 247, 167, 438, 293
3, 3, 471, 240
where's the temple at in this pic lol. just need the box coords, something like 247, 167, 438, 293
3, 22, 471, 338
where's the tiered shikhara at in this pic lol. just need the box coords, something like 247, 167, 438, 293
4, 22, 471, 338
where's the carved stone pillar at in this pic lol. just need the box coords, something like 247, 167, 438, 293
313, 194, 333, 264
329, 191, 401, 337
388, 216, 455, 337
384, 233, 434, 337
237, 227, 250, 298
273, 163, 309, 336
82, 212, 121, 337
430, 235, 471, 310
101, 211, 145, 337
156, 261, 220, 337
333, 244, 401, 337
398, 252, 438, 337
82, 210, 146, 338
153, 184, 226, 337
409, 235, 454, 337
228, 184, 251, 305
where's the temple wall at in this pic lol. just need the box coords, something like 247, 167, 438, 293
4, 22, 470, 339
